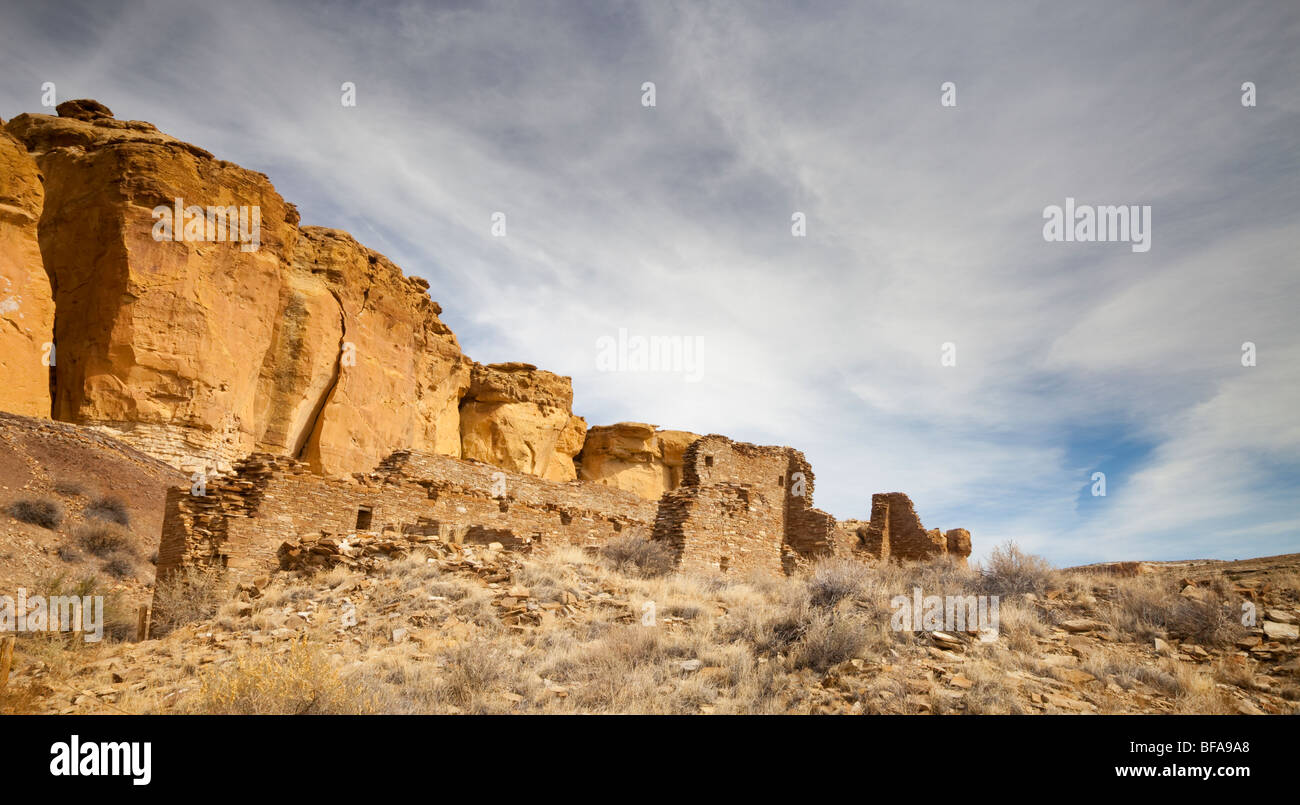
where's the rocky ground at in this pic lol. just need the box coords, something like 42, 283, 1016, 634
3, 532, 1297, 715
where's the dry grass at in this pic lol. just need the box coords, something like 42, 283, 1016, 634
150, 567, 228, 635
24, 540, 1287, 716
191, 638, 375, 714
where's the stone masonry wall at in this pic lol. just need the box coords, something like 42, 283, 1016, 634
857, 492, 972, 566
653, 435, 838, 576
156, 449, 656, 585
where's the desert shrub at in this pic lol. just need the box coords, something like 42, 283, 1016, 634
84, 496, 130, 526
600, 534, 676, 578
978, 542, 1057, 596
7, 498, 63, 529
73, 521, 131, 557
1162, 596, 1246, 647
100, 552, 136, 579
150, 567, 228, 634
789, 611, 871, 671
806, 559, 869, 608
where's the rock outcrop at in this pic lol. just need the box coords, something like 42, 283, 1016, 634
288, 228, 471, 477
2, 102, 473, 479
459, 362, 586, 482
576, 422, 700, 500
0, 124, 53, 418
6, 102, 299, 471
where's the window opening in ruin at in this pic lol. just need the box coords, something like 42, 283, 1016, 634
704, 456, 713, 467
778, 476, 784, 487
356, 506, 373, 531
560, 511, 572, 525
611, 519, 622, 532
499, 500, 509, 512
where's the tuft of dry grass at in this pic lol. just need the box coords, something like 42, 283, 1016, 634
192, 638, 374, 714
150, 567, 228, 635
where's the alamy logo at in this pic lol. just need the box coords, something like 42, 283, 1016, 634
152, 198, 261, 252
890, 586, 999, 640
50, 735, 151, 785
595, 328, 703, 382
1, 588, 104, 642
1042, 197, 1151, 253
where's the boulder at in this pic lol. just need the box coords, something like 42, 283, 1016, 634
576, 422, 700, 499
459, 362, 586, 481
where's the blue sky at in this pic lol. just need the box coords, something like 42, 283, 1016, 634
2, 0, 1297, 565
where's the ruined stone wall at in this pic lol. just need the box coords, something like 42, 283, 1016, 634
653, 435, 838, 576
156, 449, 656, 584
858, 492, 972, 566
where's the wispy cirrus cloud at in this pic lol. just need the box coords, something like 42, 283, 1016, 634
2, 0, 1296, 564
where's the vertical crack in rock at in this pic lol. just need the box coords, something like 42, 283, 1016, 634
294, 286, 348, 463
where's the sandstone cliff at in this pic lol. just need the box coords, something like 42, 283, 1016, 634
0, 123, 53, 418
6, 101, 299, 471
290, 227, 471, 476
459, 362, 586, 482
0, 101, 544, 480
576, 422, 700, 499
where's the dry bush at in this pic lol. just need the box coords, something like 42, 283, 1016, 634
805, 559, 870, 608
7, 498, 63, 529
84, 496, 130, 526
150, 567, 228, 635
599, 533, 676, 578
978, 541, 1057, 596
789, 610, 873, 671
192, 639, 373, 714
717, 587, 811, 654
74, 521, 131, 557
99, 551, 137, 579
431, 640, 522, 712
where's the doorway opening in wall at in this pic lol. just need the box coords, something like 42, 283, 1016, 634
356, 506, 373, 531
704, 456, 713, 467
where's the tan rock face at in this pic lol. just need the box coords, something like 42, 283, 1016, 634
0, 126, 53, 417
294, 227, 471, 476
576, 422, 700, 499
2, 105, 475, 479
459, 362, 586, 481
6, 105, 299, 471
